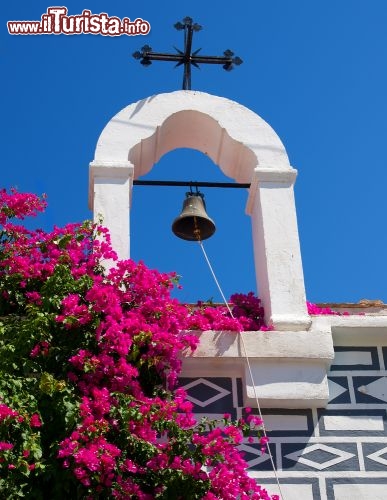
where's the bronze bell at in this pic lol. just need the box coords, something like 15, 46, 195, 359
172, 192, 216, 241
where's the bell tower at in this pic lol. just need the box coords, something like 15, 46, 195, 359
89, 90, 310, 333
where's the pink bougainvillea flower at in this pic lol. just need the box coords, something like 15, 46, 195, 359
0, 188, 278, 499
0, 442, 14, 451
30, 413, 42, 428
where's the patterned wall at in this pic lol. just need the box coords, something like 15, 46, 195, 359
179, 345, 387, 499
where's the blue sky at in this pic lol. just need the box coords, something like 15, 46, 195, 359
2, 1, 387, 305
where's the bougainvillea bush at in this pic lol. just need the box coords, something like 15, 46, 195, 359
0, 188, 277, 499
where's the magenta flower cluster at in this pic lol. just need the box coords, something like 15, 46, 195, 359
306, 301, 349, 316
0, 188, 278, 499
187, 292, 272, 332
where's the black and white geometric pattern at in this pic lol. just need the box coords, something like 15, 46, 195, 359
180, 345, 387, 499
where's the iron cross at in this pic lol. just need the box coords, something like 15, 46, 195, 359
133, 17, 242, 90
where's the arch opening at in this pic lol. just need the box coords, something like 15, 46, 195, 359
130, 148, 256, 304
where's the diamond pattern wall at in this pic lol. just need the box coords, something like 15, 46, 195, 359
180, 345, 387, 499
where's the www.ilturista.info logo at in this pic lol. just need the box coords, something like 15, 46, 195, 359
7, 7, 151, 36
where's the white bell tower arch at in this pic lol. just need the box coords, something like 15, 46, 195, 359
89, 90, 311, 332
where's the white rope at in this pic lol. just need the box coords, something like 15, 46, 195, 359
198, 240, 232, 315
198, 240, 285, 500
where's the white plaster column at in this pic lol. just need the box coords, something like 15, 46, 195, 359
89, 161, 134, 260
247, 167, 311, 331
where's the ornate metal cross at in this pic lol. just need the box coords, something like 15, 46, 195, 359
133, 17, 242, 90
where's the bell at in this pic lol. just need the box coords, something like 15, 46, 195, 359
172, 192, 216, 241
